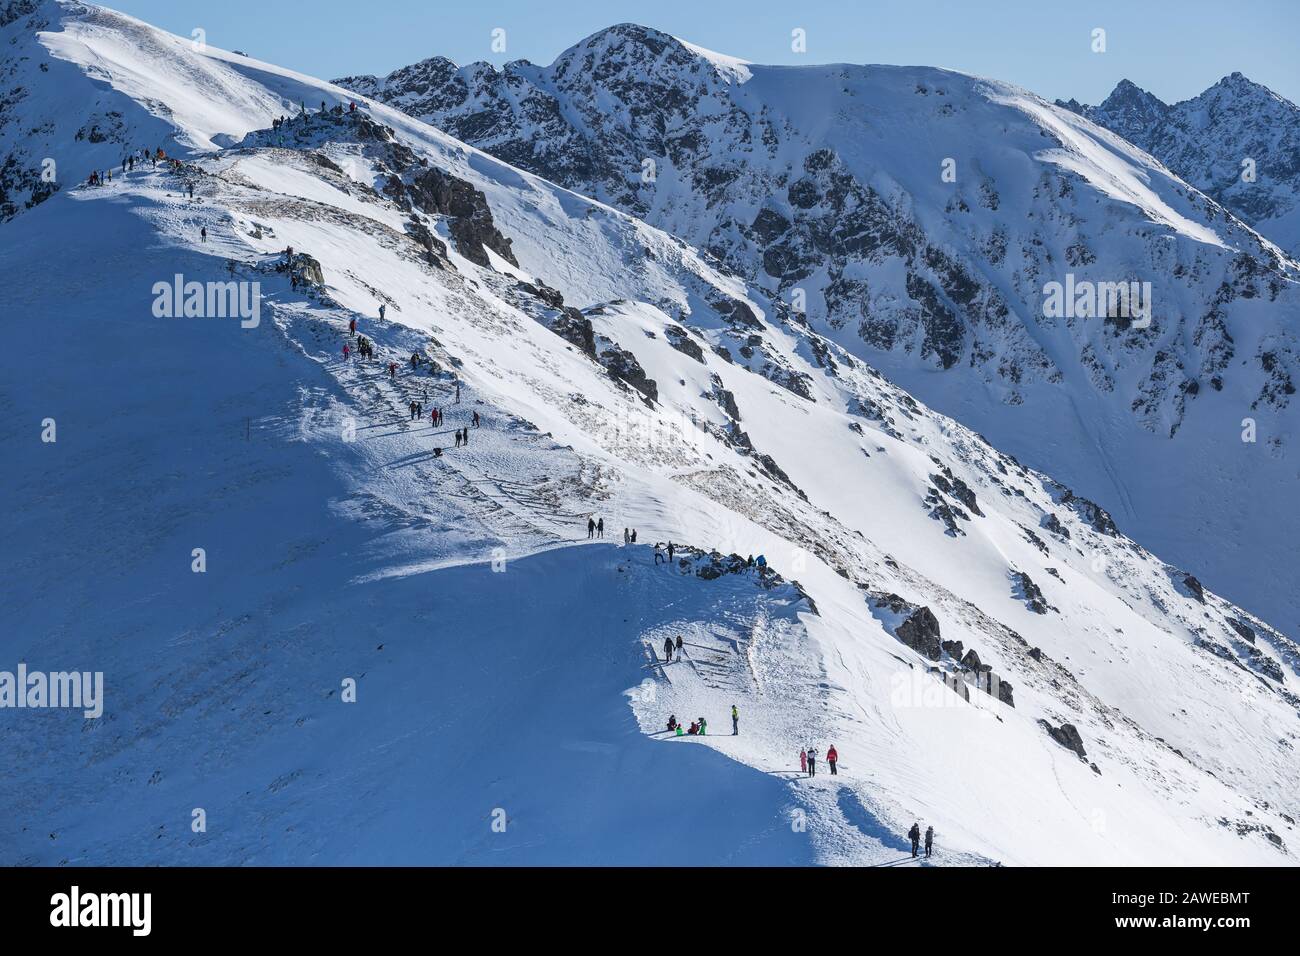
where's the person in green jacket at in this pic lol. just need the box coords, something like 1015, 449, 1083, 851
731, 704, 739, 735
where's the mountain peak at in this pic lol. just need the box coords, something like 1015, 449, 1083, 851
557, 22, 751, 83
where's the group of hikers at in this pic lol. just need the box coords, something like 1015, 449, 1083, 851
622, 528, 639, 545
653, 541, 677, 564
666, 705, 738, 736
86, 146, 169, 187
339, 305, 482, 460
586, 517, 605, 539
908, 822, 935, 858
799, 745, 839, 777
270, 99, 360, 132
666, 714, 712, 736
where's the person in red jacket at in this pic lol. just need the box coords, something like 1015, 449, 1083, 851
827, 745, 838, 775
799, 749, 807, 775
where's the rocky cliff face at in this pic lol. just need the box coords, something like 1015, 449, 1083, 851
335, 26, 1300, 440
332, 24, 1300, 634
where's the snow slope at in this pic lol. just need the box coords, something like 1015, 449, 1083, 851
2, 2, 1297, 866
335, 24, 1300, 637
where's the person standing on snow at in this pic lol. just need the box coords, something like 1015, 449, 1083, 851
623, 528, 630, 545
200, 227, 207, 242
631, 529, 637, 544
698, 717, 707, 736
827, 744, 838, 775
596, 518, 604, 538
349, 317, 356, 334
731, 704, 739, 735
343, 344, 351, 361
666, 541, 674, 562
807, 747, 817, 777
800, 749, 807, 775
378, 304, 386, 321
908, 823, 921, 858
663, 636, 674, 662
472, 411, 480, 428
675, 635, 683, 657
654, 543, 664, 564
924, 825, 934, 858
587, 518, 596, 540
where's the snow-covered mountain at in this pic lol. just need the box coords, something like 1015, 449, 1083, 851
1057, 75, 1300, 257
334, 25, 1300, 637
3, 2, 1298, 866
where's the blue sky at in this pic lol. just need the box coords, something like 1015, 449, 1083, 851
109, 0, 1298, 105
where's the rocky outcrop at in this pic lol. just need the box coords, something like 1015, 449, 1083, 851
1038, 720, 1087, 760
404, 167, 516, 267
871, 594, 943, 662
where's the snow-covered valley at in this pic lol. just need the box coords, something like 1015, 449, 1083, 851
1, 1, 1297, 867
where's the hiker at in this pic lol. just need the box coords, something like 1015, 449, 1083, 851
827, 744, 838, 775
675, 635, 683, 656
747, 554, 754, 568
454, 430, 462, 448
623, 528, 630, 545
409, 401, 418, 421
698, 717, 707, 736
688, 721, 699, 736
410, 353, 419, 368
349, 101, 357, 113
433, 447, 442, 457
667, 541, 674, 562
343, 344, 351, 361
654, 543, 664, 564
756, 554, 767, 573
472, 411, 480, 428
631, 529, 637, 544
807, 747, 817, 777
349, 317, 356, 334
924, 826, 934, 858
188, 183, 194, 199
587, 518, 596, 539
461, 426, 468, 446
200, 227, 207, 242
908, 823, 921, 858
378, 304, 386, 321
388, 362, 398, 380
731, 704, 739, 735
800, 749, 807, 774
667, 715, 678, 732
663, 637, 674, 661
455, 382, 461, 403
597, 518, 604, 538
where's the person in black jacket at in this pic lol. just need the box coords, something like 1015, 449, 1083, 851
908, 822, 921, 858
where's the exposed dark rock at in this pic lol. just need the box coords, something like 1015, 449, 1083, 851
894, 605, 942, 661
1013, 570, 1055, 614
1038, 720, 1087, 760
664, 324, 705, 363
1228, 618, 1256, 645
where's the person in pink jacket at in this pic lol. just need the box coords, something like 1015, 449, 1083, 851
800, 749, 807, 774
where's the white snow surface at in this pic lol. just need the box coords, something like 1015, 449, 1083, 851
1, 2, 1297, 866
